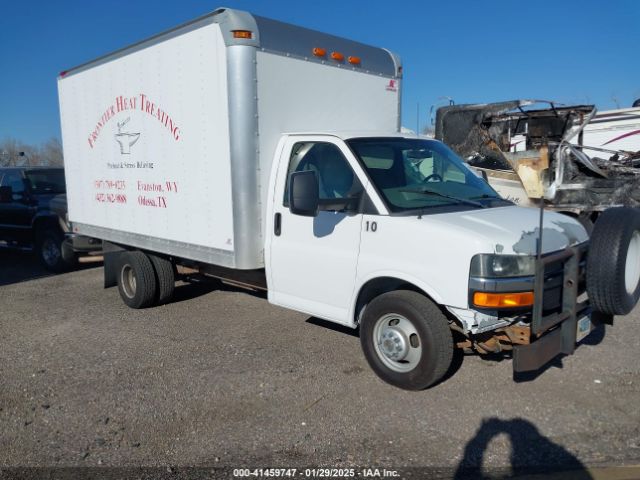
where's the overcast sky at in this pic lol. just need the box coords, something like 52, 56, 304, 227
1, 0, 639, 144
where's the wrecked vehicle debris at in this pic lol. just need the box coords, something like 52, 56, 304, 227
435, 100, 640, 224
434, 100, 640, 361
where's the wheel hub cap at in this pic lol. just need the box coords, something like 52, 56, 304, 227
121, 265, 137, 299
43, 239, 60, 265
625, 231, 640, 294
379, 326, 409, 361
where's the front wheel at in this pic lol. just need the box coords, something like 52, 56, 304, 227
360, 290, 453, 390
36, 228, 76, 272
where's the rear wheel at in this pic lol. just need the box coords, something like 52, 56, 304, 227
360, 290, 453, 390
117, 251, 157, 309
149, 254, 175, 305
587, 207, 640, 315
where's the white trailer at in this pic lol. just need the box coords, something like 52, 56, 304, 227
58, 8, 640, 390
582, 106, 640, 158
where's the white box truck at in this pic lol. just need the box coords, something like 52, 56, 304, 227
58, 8, 640, 390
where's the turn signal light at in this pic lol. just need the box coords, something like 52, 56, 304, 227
232, 30, 253, 39
312, 47, 326, 57
348, 56, 361, 65
330, 51, 345, 61
473, 291, 534, 308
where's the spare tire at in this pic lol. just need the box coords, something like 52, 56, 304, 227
587, 207, 640, 315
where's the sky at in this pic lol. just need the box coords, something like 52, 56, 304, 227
1, 0, 639, 146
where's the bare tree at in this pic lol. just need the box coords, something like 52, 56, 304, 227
0, 137, 64, 167
41, 138, 64, 166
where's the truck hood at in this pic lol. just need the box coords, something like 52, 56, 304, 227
422, 205, 588, 255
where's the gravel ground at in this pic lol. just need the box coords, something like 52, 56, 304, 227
1, 250, 639, 478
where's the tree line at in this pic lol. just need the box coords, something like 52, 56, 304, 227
0, 137, 64, 168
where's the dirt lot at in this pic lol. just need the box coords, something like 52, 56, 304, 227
1, 250, 640, 478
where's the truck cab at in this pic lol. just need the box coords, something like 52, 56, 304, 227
265, 133, 638, 389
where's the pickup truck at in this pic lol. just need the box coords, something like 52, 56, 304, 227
0, 167, 101, 271
57, 7, 640, 389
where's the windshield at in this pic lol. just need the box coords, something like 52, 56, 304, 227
347, 138, 506, 213
25, 170, 66, 195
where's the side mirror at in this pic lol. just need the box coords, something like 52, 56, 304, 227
289, 171, 319, 217
0, 186, 12, 203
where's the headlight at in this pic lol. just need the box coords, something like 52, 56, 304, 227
470, 254, 535, 278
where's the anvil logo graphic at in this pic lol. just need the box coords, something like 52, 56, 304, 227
114, 117, 140, 154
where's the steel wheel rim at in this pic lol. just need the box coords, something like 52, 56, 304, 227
42, 238, 60, 266
121, 264, 137, 298
625, 231, 640, 294
373, 313, 422, 373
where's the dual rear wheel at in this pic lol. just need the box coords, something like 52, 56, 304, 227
117, 250, 175, 308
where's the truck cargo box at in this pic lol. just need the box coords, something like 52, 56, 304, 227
58, 8, 402, 269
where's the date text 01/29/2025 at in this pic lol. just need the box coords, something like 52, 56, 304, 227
232, 468, 400, 478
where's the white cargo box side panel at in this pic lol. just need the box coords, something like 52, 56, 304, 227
255, 51, 400, 208
59, 23, 235, 260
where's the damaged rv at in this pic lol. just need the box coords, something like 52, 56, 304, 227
435, 100, 640, 227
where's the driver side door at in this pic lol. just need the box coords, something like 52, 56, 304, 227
267, 137, 370, 325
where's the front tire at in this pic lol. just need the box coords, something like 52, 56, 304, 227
36, 227, 76, 273
117, 251, 157, 309
360, 290, 453, 390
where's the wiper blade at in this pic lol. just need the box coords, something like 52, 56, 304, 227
400, 188, 487, 209
469, 194, 514, 205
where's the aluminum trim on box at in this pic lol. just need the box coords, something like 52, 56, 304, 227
226, 45, 263, 269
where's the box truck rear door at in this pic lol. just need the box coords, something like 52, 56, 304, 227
267, 137, 368, 325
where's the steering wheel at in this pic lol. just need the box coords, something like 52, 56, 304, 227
422, 173, 443, 183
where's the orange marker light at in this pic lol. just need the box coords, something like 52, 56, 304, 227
473, 291, 534, 308
312, 47, 326, 57
232, 30, 253, 39
348, 56, 361, 65
330, 51, 345, 61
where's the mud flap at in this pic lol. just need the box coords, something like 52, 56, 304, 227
102, 241, 126, 288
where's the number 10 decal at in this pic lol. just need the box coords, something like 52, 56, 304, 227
365, 221, 377, 232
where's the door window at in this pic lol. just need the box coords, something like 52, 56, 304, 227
283, 142, 363, 210
1, 173, 25, 200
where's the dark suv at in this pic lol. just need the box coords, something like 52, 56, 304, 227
0, 167, 101, 271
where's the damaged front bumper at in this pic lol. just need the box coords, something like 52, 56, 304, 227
513, 242, 593, 372
448, 242, 597, 372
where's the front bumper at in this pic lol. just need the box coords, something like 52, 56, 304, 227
512, 309, 596, 372
511, 243, 591, 372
